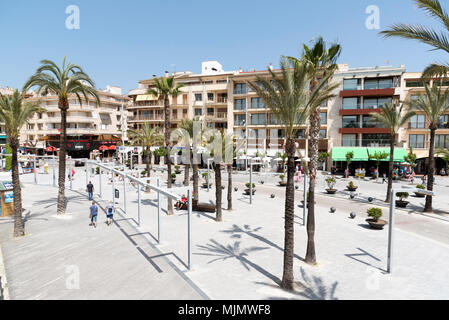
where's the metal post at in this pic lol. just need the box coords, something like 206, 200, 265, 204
52, 157, 56, 187
123, 174, 127, 215
207, 160, 210, 192
112, 171, 115, 207
303, 173, 308, 226
69, 159, 73, 190
131, 152, 133, 170
387, 187, 395, 274
85, 162, 89, 186
157, 178, 161, 243
137, 171, 141, 226
188, 189, 192, 271
34, 155, 37, 184
249, 159, 253, 205
99, 166, 102, 198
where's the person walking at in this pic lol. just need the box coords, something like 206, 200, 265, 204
89, 201, 98, 228
105, 201, 115, 226
86, 181, 94, 201
382, 173, 387, 184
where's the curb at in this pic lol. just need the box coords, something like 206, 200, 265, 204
0, 244, 10, 300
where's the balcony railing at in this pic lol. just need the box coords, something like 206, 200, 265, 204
437, 122, 449, 129
130, 115, 164, 121
409, 122, 427, 129
217, 97, 228, 103
343, 84, 394, 91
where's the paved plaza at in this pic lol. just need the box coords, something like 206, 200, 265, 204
1, 164, 449, 300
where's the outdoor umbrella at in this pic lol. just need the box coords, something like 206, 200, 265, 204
99, 146, 109, 151
108, 145, 117, 151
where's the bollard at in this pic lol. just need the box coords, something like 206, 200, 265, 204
52, 157, 56, 187
69, 159, 73, 190
123, 174, 127, 215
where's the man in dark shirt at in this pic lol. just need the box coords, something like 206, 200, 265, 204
86, 181, 94, 201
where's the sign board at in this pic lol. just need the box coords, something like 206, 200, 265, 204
3, 182, 13, 189
4, 191, 13, 203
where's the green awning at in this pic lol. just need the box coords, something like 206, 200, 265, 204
367, 148, 408, 163
332, 147, 369, 162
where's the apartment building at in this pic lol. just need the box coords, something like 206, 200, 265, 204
21, 85, 129, 158
128, 61, 233, 133
399, 73, 449, 173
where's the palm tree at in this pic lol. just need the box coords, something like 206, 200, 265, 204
148, 76, 184, 215
0, 90, 42, 237
248, 57, 334, 290
128, 123, 164, 179
381, 0, 449, 78
370, 102, 416, 202
24, 57, 99, 215
289, 37, 341, 265
408, 84, 449, 211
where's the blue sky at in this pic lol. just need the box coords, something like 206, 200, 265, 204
0, 0, 447, 93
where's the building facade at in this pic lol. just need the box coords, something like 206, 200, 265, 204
21, 85, 129, 157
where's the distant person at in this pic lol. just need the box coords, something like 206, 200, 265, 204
105, 201, 115, 226
382, 173, 387, 184
86, 181, 94, 201
44, 162, 49, 174
89, 201, 98, 228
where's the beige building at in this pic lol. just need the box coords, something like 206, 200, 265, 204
21, 85, 129, 157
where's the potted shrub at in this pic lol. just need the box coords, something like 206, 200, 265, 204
279, 174, 287, 187
325, 177, 337, 194
346, 180, 358, 192
175, 165, 182, 174
366, 207, 387, 229
171, 173, 177, 184
395, 192, 410, 208
244, 183, 256, 195
414, 184, 426, 198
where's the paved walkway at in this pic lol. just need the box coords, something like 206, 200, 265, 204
0, 183, 207, 300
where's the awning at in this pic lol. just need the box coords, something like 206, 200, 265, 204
136, 94, 158, 102
332, 147, 369, 162
367, 148, 408, 163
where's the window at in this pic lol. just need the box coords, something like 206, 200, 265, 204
410, 115, 426, 128
435, 80, 449, 87
319, 130, 327, 139
295, 130, 306, 139
343, 79, 360, 90
269, 114, 279, 125
251, 97, 265, 109
362, 134, 390, 146
234, 99, 246, 111
410, 134, 425, 149
364, 78, 393, 90
270, 129, 285, 139
342, 116, 359, 128
406, 80, 429, 88
320, 112, 327, 125
438, 115, 449, 129
362, 115, 384, 128
251, 113, 266, 125
321, 100, 328, 108
207, 108, 214, 116
234, 114, 246, 126
217, 80, 227, 84
435, 135, 449, 148
234, 83, 247, 94
342, 97, 359, 109
194, 108, 202, 116
195, 93, 202, 101
363, 97, 392, 109
207, 93, 214, 101
342, 134, 357, 147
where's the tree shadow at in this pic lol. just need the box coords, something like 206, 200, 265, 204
195, 239, 280, 285
221, 224, 305, 262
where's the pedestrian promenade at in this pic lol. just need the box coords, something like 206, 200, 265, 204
0, 183, 207, 300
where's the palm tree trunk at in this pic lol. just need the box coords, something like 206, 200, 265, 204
215, 163, 222, 222
164, 97, 173, 215
227, 164, 232, 211
386, 134, 395, 203
145, 149, 151, 178
184, 163, 190, 186
281, 138, 296, 290
305, 109, 320, 265
57, 103, 68, 215
11, 140, 24, 237
425, 128, 436, 212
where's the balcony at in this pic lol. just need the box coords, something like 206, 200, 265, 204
340, 87, 395, 98
408, 122, 427, 129
129, 115, 164, 122
437, 122, 449, 129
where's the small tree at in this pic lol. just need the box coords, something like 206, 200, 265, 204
367, 207, 383, 222
319, 152, 330, 170
345, 151, 354, 173
325, 177, 336, 190
404, 147, 418, 169
369, 151, 389, 178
